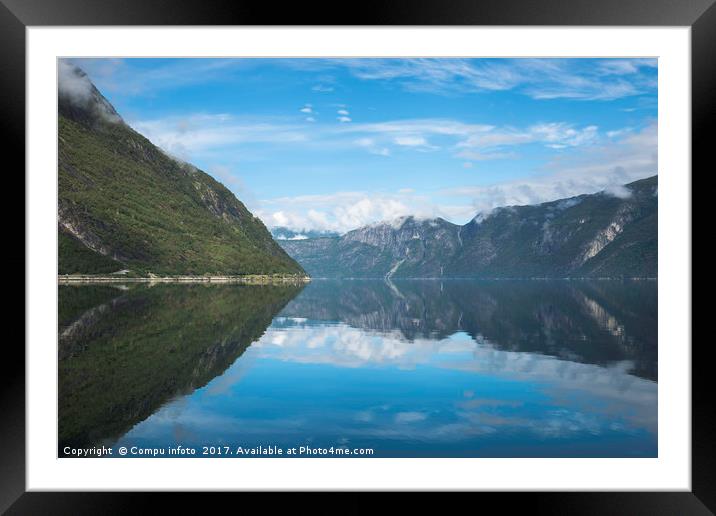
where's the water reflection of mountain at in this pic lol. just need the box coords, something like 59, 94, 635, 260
58, 283, 303, 452
279, 280, 657, 381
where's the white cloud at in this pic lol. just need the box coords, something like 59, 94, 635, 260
343, 58, 522, 93
270, 211, 290, 226
338, 58, 657, 101
355, 137, 375, 147
607, 127, 633, 138
596, 58, 657, 76
394, 135, 428, 146
257, 190, 457, 234
129, 114, 308, 161
340, 119, 494, 137
603, 184, 633, 199
455, 123, 599, 158
341, 119, 493, 159
354, 137, 390, 156
58, 60, 121, 123
69, 57, 250, 97
59, 60, 96, 105
126, 109, 651, 235
532, 123, 599, 146
442, 123, 657, 214
71, 57, 657, 105
300, 104, 313, 114
247, 322, 656, 435
130, 110, 606, 167
341, 118, 598, 160
337, 109, 350, 116
250, 123, 654, 233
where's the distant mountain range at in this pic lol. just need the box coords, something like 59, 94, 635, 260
278, 175, 657, 279
58, 65, 304, 277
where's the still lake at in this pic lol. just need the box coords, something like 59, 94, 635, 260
59, 279, 657, 458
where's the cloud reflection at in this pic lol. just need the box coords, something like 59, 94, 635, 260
247, 320, 657, 436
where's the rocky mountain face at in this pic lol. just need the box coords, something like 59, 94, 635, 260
58, 64, 304, 276
278, 176, 657, 278
279, 216, 462, 278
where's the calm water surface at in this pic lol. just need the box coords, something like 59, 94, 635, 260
59, 280, 657, 457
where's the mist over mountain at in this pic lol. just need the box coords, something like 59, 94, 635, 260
58, 64, 304, 277
270, 227, 341, 241
278, 176, 657, 279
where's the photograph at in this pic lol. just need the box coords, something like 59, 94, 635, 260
57, 57, 659, 459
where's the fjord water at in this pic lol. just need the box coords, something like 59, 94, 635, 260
59, 280, 657, 458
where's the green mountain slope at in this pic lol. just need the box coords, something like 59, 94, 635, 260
58, 230, 122, 275
58, 65, 305, 277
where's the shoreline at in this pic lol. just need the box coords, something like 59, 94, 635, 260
57, 275, 655, 285
58, 275, 311, 285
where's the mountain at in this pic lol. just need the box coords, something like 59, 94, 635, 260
278, 176, 657, 278
279, 216, 462, 278
58, 64, 304, 277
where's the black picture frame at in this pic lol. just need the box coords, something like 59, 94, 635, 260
2, 0, 707, 512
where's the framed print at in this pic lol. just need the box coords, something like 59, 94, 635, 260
2, 0, 710, 512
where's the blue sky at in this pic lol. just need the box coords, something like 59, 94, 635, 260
69, 58, 658, 233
